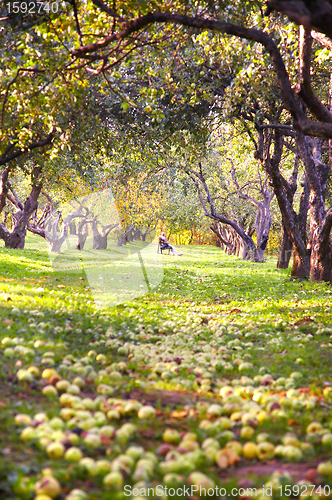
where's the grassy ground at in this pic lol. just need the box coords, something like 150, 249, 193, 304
1, 238, 332, 500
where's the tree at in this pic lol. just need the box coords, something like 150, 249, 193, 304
0, 163, 44, 248
3, 1, 332, 280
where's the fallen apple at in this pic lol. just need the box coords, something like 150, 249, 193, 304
46, 442, 65, 459
163, 429, 181, 444
240, 426, 255, 440
42, 385, 58, 397
64, 447, 83, 462
103, 471, 123, 489
188, 471, 215, 489
15, 413, 32, 425
317, 461, 332, 476
257, 441, 275, 461
138, 405, 156, 420
242, 442, 258, 459
34, 476, 61, 499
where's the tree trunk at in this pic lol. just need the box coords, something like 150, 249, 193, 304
69, 221, 77, 235
310, 243, 332, 281
291, 248, 311, 279
76, 221, 88, 250
5, 167, 42, 249
277, 223, 293, 268
295, 131, 332, 281
309, 208, 332, 281
93, 233, 108, 249
241, 241, 250, 259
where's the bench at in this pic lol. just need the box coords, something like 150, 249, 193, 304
157, 242, 172, 254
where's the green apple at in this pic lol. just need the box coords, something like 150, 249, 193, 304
73, 377, 85, 388
98, 425, 115, 438
27, 366, 40, 377
56, 380, 70, 392
318, 461, 332, 476
282, 445, 303, 462
83, 433, 101, 448
17, 369, 33, 382
103, 471, 123, 489
106, 409, 121, 420
34, 476, 61, 499
306, 421, 323, 434
95, 459, 112, 475
257, 441, 275, 461
206, 404, 223, 417
64, 447, 83, 462
65, 489, 88, 500
138, 405, 156, 420
240, 426, 255, 440
94, 411, 107, 426
46, 442, 65, 459
322, 433, 332, 446
20, 426, 36, 441
163, 473, 184, 488
163, 429, 180, 444
79, 457, 98, 476
15, 413, 32, 425
256, 433, 270, 443
188, 472, 215, 489
126, 445, 145, 460
226, 440, 242, 456
67, 384, 80, 395
82, 398, 95, 410
49, 417, 65, 430
42, 385, 58, 397
201, 438, 220, 450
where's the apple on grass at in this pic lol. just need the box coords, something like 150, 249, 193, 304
79, 457, 98, 477
241, 426, 255, 440
46, 442, 65, 459
42, 385, 58, 397
64, 447, 83, 462
15, 413, 32, 425
318, 462, 332, 476
138, 405, 156, 419
103, 471, 123, 489
242, 442, 258, 459
163, 429, 181, 444
65, 489, 88, 500
34, 476, 61, 499
95, 459, 112, 475
257, 441, 275, 461
188, 472, 215, 490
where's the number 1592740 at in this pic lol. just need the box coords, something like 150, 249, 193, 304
6, 2, 59, 14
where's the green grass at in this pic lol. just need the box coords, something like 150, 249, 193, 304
1, 238, 332, 499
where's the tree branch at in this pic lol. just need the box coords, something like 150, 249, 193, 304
0, 131, 54, 166
266, 0, 332, 39
90, 0, 124, 21
311, 30, 332, 50
70, 10, 332, 137
229, 158, 263, 210
70, 0, 83, 46
298, 27, 332, 124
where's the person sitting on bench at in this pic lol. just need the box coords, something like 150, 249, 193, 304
159, 232, 182, 256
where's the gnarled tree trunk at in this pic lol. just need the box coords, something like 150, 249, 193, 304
89, 216, 118, 249
76, 220, 88, 250
5, 167, 43, 249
